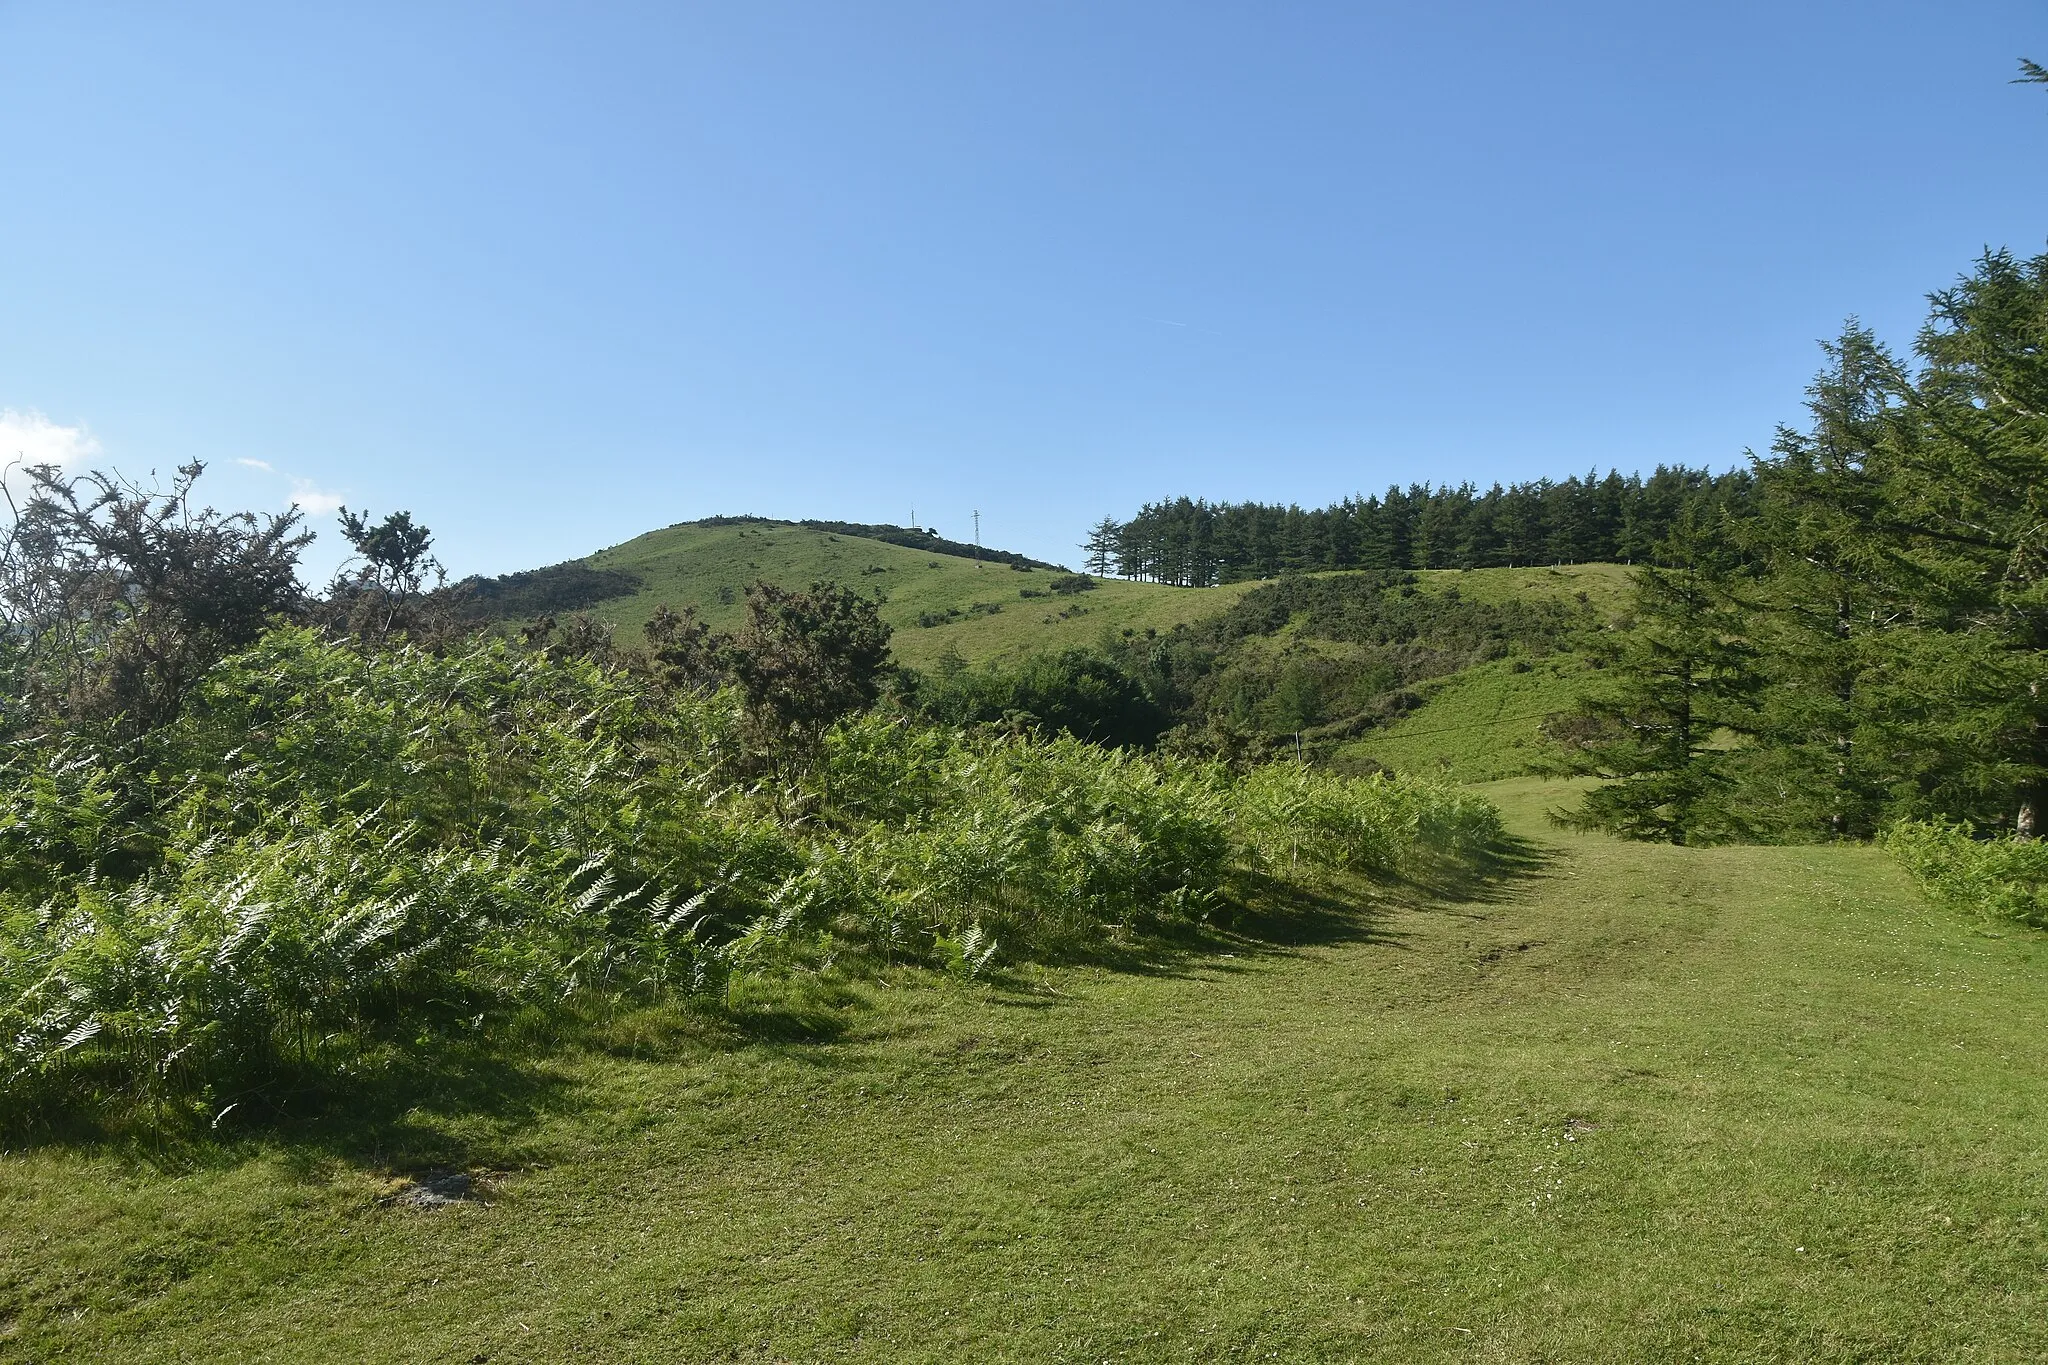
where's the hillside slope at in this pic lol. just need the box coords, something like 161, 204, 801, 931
530, 521, 1262, 669
472, 520, 1637, 677
469, 523, 1630, 775
1334, 652, 1592, 781
1327, 563, 1626, 780
1413, 561, 1632, 616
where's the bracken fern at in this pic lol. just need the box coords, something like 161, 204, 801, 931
0, 627, 1502, 1120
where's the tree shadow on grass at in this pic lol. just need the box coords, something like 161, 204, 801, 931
1214, 869, 1411, 956
1215, 832, 1557, 959
956, 873, 1404, 989
0, 1038, 580, 1177
0, 980, 865, 1178
980, 831, 1561, 991
5, 839, 1563, 1171
1400, 831, 1558, 908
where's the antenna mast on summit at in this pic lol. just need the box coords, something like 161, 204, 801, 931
973, 510, 981, 567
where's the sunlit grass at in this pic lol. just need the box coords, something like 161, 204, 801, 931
580, 521, 1260, 668
572, 523, 1636, 670
1337, 652, 1594, 781
1415, 561, 1635, 614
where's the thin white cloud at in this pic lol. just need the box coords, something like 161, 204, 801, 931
0, 408, 101, 470
231, 456, 344, 518
290, 479, 346, 516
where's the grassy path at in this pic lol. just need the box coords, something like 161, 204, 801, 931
7, 779, 2048, 1361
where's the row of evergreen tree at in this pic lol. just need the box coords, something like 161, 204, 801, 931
1084, 466, 1752, 585
1562, 246, 2048, 844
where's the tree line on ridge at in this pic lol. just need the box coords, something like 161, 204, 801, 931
1085, 467, 1752, 586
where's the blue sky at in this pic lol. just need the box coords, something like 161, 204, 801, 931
4, 2, 2045, 579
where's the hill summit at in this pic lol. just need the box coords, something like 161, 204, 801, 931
451, 517, 1253, 669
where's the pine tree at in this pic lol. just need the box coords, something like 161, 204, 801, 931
1729, 251, 2048, 836
1082, 516, 1119, 577
1554, 505, 1760, 844
1878, 249, 2048, 833
1733, 325, 1905, 839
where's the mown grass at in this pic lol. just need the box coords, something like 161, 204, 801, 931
6, 778, 2046, 1361
580, 523, 1259, 668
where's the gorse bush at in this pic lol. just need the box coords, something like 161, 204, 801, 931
1882, 820, 2048, 929
0, 461, 310, 739
0, 628, 1500, 1121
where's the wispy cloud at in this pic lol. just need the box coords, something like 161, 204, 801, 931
230, 454, 344, 517
0, 420, 351, 526
0, 408, 100, 470
289, 479, 346, 516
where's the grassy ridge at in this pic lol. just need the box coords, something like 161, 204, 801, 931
525, 523, 1631, 676
8, 779, 2046, 1360
577, 521, 1260, 668
560, 529, 1626, 785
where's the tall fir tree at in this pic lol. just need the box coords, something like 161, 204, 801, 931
1733, 325, 1904, 839
1879, 248, 2048, 833
1555, 504, 1760, 844
1082, 516, 1119, 577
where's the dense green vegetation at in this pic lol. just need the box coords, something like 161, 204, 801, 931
0, 465, 1501, 1133
894, 570, 1588, 760
0, 624, 1492, 1125
448, 559, 644, 620
1091, 464, 1751, 585
1884, 818, 2048, 929
864, 562, 1615, 769
458, 515, 1618, 771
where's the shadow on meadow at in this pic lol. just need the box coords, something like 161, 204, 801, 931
0, 982, 863, 1177
972, 828, 1557, 993
1218, 829, 1555, 954
0, 834, 1554, 1183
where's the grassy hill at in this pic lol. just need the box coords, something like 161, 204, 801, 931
1317, 563, 1627, 781
474, 522, 1634, 679
11, 780, 2047, 1361
536, 520, 1262, 669
474, 523, 1633, 779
